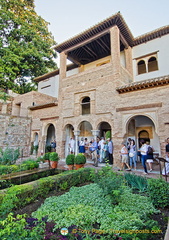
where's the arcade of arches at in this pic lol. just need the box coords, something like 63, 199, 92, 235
36, 115, 161, 170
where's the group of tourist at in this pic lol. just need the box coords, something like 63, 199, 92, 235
120, 138, 155, 174
68, 136, 114, 167
120, 137, 169, 175
69, 135, 169, 174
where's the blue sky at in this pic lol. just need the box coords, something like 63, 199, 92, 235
34, 0, 169, 65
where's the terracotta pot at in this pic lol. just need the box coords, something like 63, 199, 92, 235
75, 164, 84, 170
68, 165, 74, 170
50, 161, 58, 169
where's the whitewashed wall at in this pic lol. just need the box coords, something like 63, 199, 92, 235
38, 75, 59, 98
132, 34, 169, 81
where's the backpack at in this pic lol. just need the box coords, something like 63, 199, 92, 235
147, 146, 153, 155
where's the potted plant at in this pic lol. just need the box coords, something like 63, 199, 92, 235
43, 152, 51, 168
49, 152, 59, 169
66, 154, 75, 170
74, 153, 86, 170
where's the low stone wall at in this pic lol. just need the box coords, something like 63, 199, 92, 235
0, 114, 31, 156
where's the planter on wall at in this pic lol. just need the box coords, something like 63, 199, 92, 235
75, 164, 84, 170
50, 161, 58, 169
67, 165, 74, 170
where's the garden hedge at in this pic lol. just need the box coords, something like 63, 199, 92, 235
0, 167, 94, 219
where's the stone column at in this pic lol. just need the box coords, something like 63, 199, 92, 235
39, 135, 46, 156
124, 46, 133, 77
59, 52, 67, 80
73, 130, 80, 155
91, 130, 100, 141
110, 26, 121, 74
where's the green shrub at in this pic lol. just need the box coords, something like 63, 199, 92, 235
101, 186, 160, 239
49, 152, 59, 162
45, 145, 51, 153
32, 183, 113, 229
94, 169, 124, 203
36, 156, 44, 163
0, 165, 11, 175
43, 152, 50, 160
66, 154, 75, 165
0, 165, 19, 175
147, 178, 169, 208
32, 183, 160, 240
74, 153, 86, 164
20, 159, 39, 171
0, 213, 43, 240
105, 130, 111, 139
0, 168, 94, 218
0, 147, 20, 165
124, 172, 148, 192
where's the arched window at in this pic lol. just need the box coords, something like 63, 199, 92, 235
81, 97, 90, 115
148, 57, 158, 72
137, 60, 146, 75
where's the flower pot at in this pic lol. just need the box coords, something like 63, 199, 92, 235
68, 165, 74, 170
50, 161, 58, 169
75, 164, 84, 170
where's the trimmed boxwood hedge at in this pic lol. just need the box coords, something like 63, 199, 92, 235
0, 169, 64, 190
0, 167, 94, 219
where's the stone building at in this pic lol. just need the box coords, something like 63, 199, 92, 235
0, 91, 32, 156
10, 12, 169, 166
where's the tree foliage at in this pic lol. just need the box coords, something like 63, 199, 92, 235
0, 0, 57, 93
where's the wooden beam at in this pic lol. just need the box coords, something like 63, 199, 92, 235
67, 55, 81, 65
98, 38, 110, 51
64, 29, 110, 53
83, 45, 98, 58
96, 39, 108, 52
119, 32, 129, 48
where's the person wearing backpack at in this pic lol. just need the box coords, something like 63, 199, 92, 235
146, 141, 154, 172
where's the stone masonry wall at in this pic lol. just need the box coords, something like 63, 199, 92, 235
0, 114, 31, 156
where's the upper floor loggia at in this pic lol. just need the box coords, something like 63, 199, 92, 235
34, 12, 169, 98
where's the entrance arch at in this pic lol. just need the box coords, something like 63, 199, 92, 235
126, 115, 160, 154
63, 124, 74, 157
98, 121, 111, 139
46, 124, 56, 152
79, 121, 93, 139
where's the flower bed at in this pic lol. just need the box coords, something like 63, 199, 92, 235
0, 166, 168, 239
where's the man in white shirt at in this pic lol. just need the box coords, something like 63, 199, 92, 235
98, 137, 105, 162
69, 137, 75, 154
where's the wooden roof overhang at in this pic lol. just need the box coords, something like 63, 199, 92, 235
54, 12, 134, 65
133, 25, 169, 46
116, 75, 169, 93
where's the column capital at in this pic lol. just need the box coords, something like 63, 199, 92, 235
73, 130, 80, 136
91, 130, 100, 137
